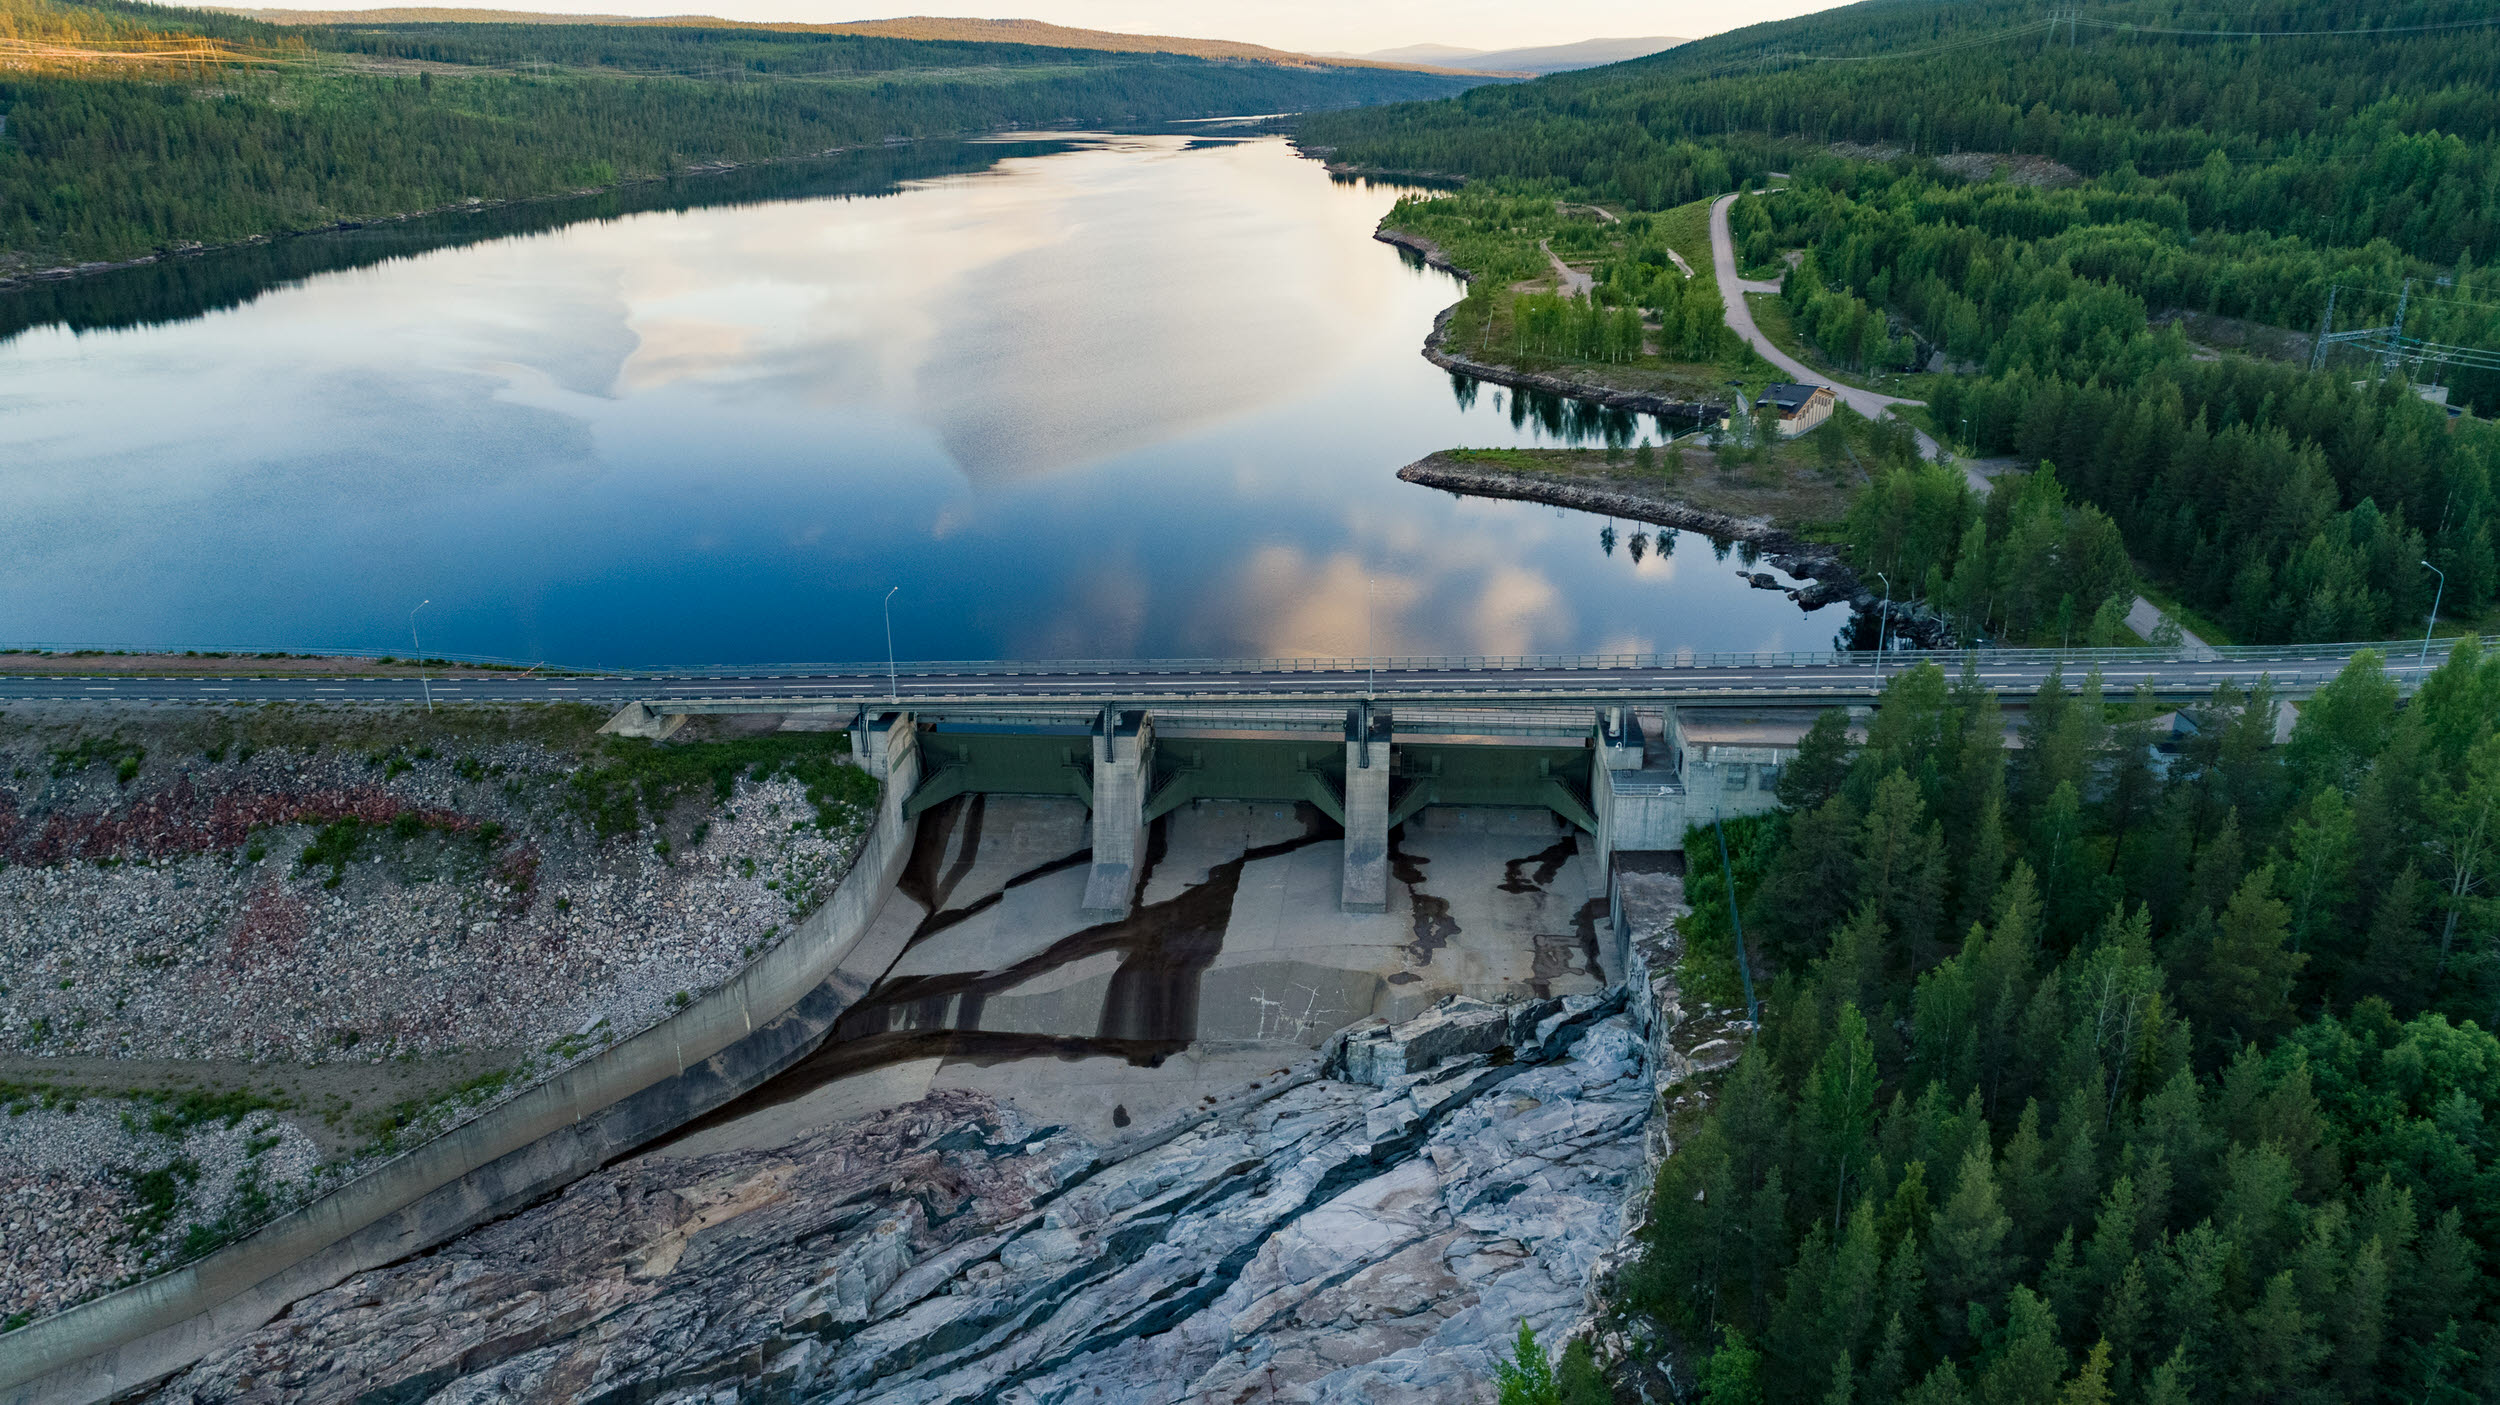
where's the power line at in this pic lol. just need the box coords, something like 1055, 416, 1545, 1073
2076, 13, 2500, 39
1668, 3, 2499, 84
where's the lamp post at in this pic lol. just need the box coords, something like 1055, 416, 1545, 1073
2421, 559, 2447, 668
883, 586, 900, 703
1365, 576, 1376, 701
1873, 571, 1892, 686
410, 600, 432, 713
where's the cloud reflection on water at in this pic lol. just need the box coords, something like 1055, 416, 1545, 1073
0, 134, 1830, 663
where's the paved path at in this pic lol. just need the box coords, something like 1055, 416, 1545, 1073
2124, 597, 2214, 654
1706, 191, 1938, 460
1705, 191, 2205, 646
1539, 239, 1594, 297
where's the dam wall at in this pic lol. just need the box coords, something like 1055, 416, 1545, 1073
0, 719, 926, 1405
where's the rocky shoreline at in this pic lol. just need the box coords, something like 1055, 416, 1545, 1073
1372, 230, 1731, 429
1398, 453, 1867, 610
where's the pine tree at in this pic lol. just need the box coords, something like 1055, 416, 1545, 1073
1781, 709, 1856, 813
1495, 1321, 1558, 1405
1981, 1286, 2066, 1405
1929, 1144, 2012, 1352
1699, 1329, 1766, 1405
1803, 1006, 1882, 1231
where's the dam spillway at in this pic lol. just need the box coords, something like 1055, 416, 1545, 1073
641, 697, 1804, 1158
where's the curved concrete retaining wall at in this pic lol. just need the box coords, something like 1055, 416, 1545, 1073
0, 724, 923, 1405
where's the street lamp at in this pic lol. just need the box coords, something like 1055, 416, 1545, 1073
883, 586, 900, 703
410, 600, 432, 713
1873, 571, 1892, 685
2421, 559, 2446, 668
1365, 576, 1376, 701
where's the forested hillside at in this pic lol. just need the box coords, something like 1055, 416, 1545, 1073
1302, 0, 2500, 647
1615, 647, 2500, 1405
1308, 5, 2500, 1401
0, 0, 1481, 269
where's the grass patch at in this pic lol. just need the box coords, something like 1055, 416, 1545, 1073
49, 735, 144, 783
216, 701, 609, 759
355, 1065, 524, 1156
295, 811, 500, 888
0, 1079, 84, 1116
129, 1086, 292, 1137
1445, 447, 1551, 470
568, 734, 874, 840
115, 1158, 200, 1243
1384, 188, 1760, 396
1650, 197, 1719, 300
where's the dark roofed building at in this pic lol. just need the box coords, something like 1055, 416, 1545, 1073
1754, 382, 1836, 436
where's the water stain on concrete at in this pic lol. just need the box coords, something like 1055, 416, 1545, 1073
894, 795, 1093, 952
678, 806, 1340, 1131
1572, 896, 1609, 983
893, 794, 972, 914
1499, 834, 1580, 894
1389, 826, 1458, 966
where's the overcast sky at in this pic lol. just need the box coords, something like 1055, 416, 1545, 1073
308, 0, 1851, 55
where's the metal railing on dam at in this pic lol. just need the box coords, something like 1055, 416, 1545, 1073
7, 635, 2489, 681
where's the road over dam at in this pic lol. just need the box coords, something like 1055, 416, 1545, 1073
0, 639, 2467, 709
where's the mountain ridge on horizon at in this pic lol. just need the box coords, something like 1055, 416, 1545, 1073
1323, 35, 1685, 75
213, 7, 1519, 73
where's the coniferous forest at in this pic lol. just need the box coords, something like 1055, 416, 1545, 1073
1617, 647, 2500, 1405
1302, 0, 2500, 650
0, 0, 1479, 269
1307, 4, 2500, 1401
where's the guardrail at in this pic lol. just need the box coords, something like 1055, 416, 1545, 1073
6, 636, 2491, 679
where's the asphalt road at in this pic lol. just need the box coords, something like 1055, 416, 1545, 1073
1707, 189, 1942, 460
0, 652, 2408, 711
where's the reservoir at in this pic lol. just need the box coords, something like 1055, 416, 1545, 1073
0, 132, 1829, 666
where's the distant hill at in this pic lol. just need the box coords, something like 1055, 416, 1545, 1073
224, 8, 1504, 72
5, 0, 1496, 271
1329, 36, 1684, 75
1349, 42, 1487, 67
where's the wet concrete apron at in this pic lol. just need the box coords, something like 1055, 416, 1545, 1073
664, 798, 1610, 1154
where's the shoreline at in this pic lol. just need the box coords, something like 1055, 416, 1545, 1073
0, 650, 552, 677
0, 149, 880, 293
1396, 452, 1867, 610
1374, 230, 1731, 428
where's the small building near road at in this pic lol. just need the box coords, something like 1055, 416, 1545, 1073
1755, 382, 1837, 436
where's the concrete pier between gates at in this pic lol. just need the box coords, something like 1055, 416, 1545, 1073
1083, 709, 1154, 916
1341, 704, 1391, 912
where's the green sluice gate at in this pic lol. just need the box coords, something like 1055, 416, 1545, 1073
903, 727, 1598, 833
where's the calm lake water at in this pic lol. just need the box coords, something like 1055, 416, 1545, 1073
0, 132, 1831, 666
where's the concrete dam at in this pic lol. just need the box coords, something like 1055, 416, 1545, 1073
0, 693, 1802, 1403
652, 697, 1799, 1156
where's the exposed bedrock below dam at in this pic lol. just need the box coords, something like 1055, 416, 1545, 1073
121, 797, 1674, 1404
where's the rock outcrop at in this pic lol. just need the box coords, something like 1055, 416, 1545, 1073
142, 996, 1654, 1405
1397, 454, 1865, 612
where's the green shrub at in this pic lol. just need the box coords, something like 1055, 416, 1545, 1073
567, 735, 872, 840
